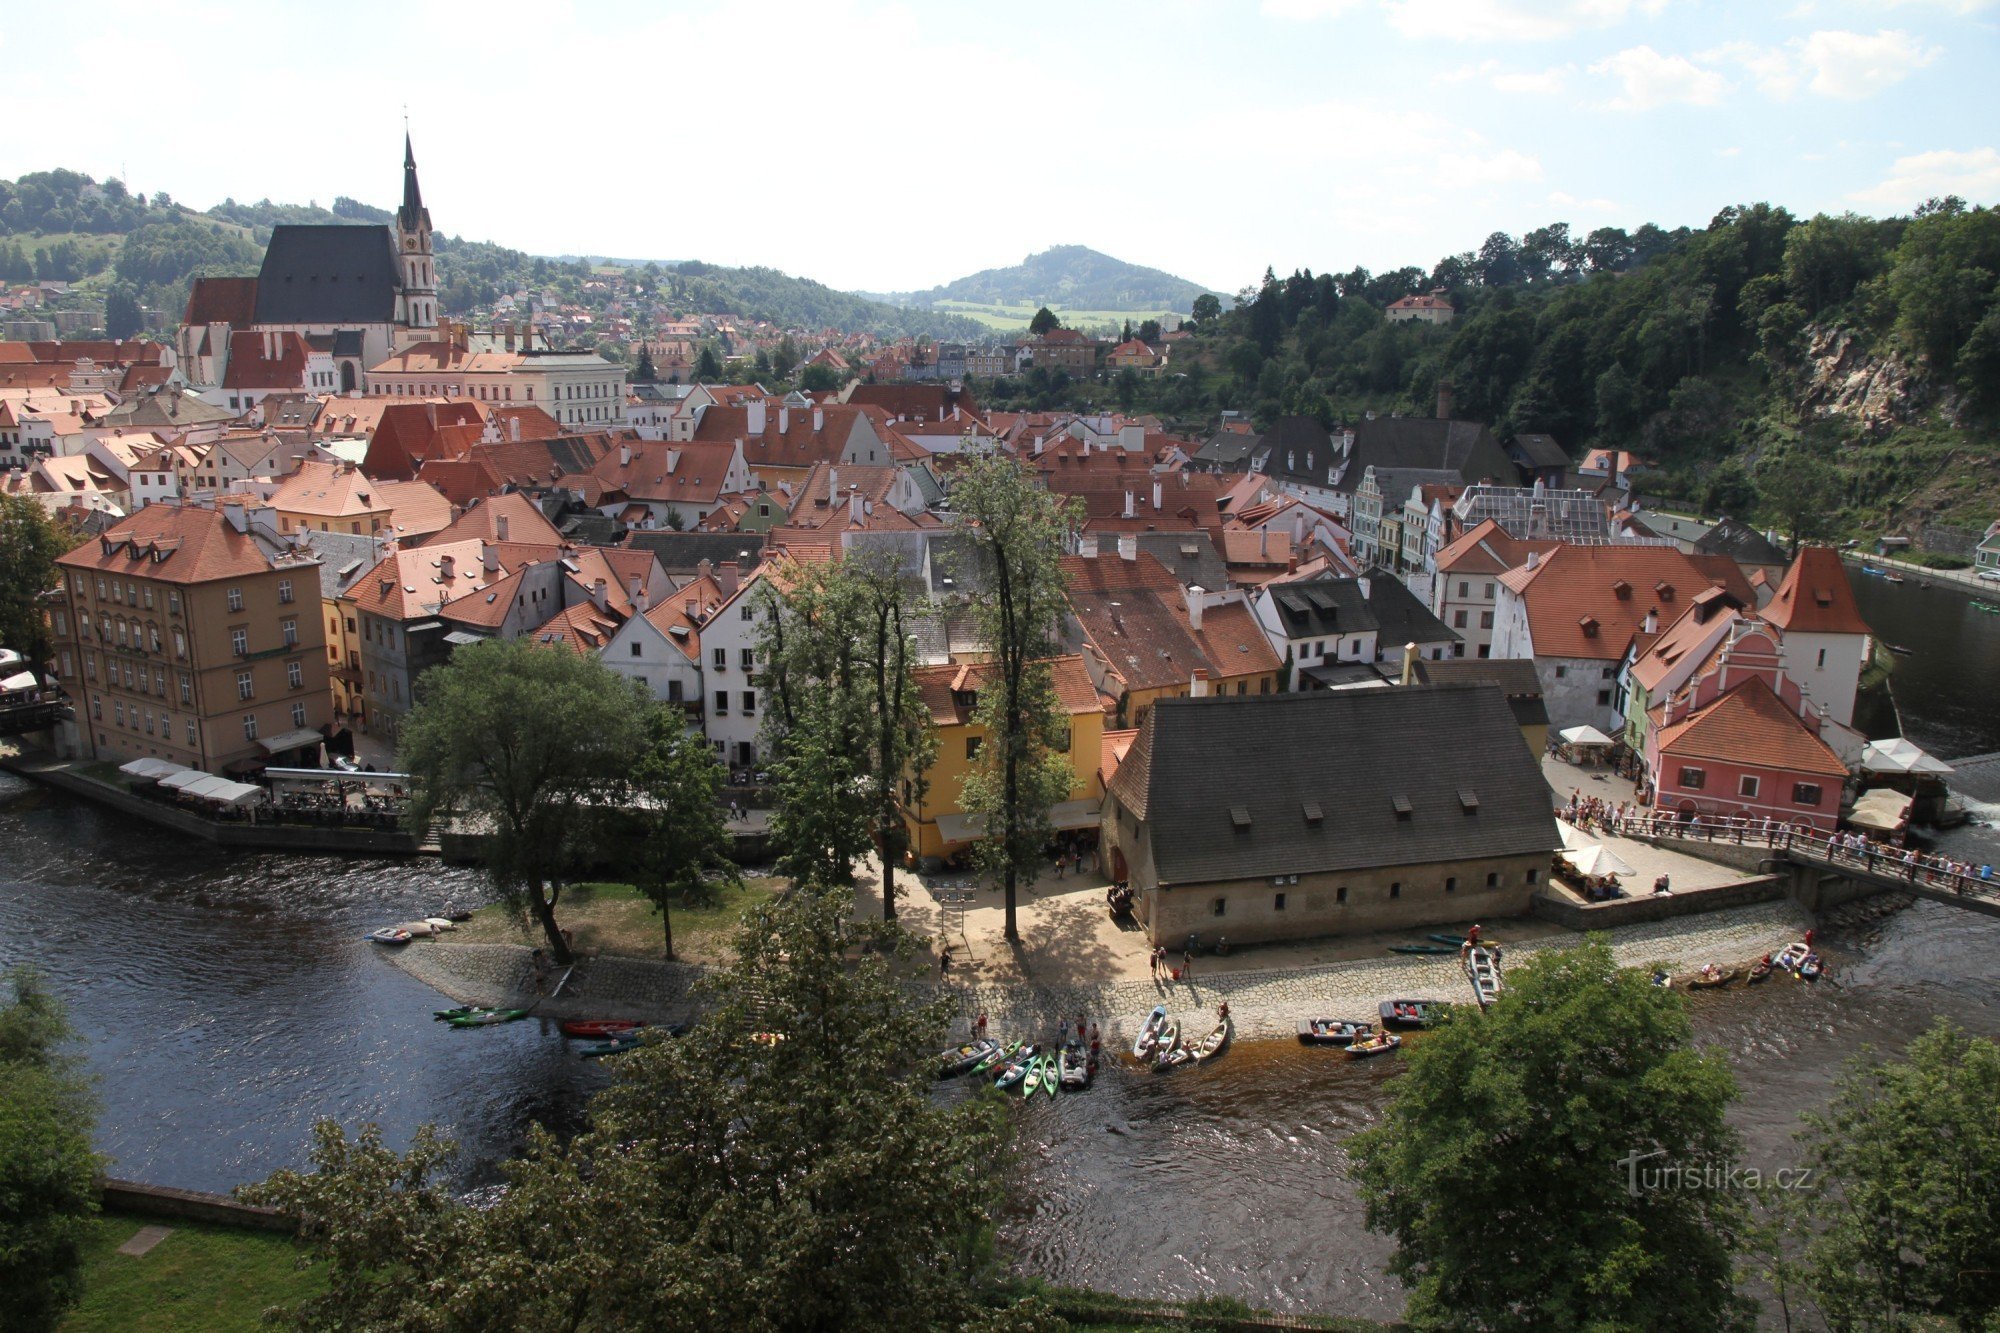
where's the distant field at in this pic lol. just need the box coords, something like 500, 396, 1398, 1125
933, 299, 1182, 334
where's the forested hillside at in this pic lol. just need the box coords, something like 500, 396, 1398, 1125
881, 244, 1214, 312
1000, 202, 2000, 540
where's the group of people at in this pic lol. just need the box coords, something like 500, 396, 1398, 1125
1046, 835, 1096, 880
1147, 943, 1195, 984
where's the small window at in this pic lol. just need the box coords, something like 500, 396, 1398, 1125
1597, 689, 1612, 707
713, 647, 727, 669
741, 603, 754, 620
742, 691, 755, 715
1274, 892, 1286, 911
713, 690, 728, 714
227, 587, 243, 612
1738, 775, 1760, 798
1678, 766, 1706, 790
1816, 648, 1826, 668
1445, 876, 1457, 892
740, 648, 754, 668
236, 669, 254, 700
1792, 783, 1822, 806
242, 713, 258, 741
1555, 665, 1567, 679
1388, 882, 1401, 899
291, 702, 307, 729
1212, 897, 1227, 917
965, 735, 981, 760
231, 628, 248, 655
1336, 886, 1347, 905
1526, 868, 1540, 885
631, 642, 643, 657
1486, 871, 1500, 887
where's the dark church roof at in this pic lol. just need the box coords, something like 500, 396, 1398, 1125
1349, 418, 1519, 494
1107, 685, 1557, 884
253, 225, 401, 326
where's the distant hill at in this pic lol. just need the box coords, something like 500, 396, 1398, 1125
880, 245, 1219, 315
594, 258, 987, 341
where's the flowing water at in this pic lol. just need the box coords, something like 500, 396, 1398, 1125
2, 567, 1998, 1318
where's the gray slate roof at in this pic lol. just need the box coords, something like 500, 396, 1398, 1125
1694, 516, 1787, 566
1194, 430, 1264, 471
1133, 532, 1227, 591
254, 225, 402, 326
1509, 433, 1570, 470
1266, 570, 1458, 647
1362, 567, 1459, 648
1108, 684, 1558, 883
626, 531, 767, 577
1409, 658, 1550, 729
1348, 418, 1519, 495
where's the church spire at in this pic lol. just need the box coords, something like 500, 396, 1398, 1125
399, 131, 429, 234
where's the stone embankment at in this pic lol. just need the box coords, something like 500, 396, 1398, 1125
385, 900, 1812, 1044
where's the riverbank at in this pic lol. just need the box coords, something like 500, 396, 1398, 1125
378, 898, 1816, 1044
64, 1212, 323, 1332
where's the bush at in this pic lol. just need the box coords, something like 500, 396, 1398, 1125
1907, 551, 1972, 569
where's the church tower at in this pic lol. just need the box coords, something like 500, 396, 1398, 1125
396, 132, 437, 334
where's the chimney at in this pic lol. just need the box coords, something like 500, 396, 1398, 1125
812, 404, 824, 431
591, 577, 608, 611
1033, 435, 1044, 457
1119, 534, 1138, 561
1436, 380, 1455, 421
723, 557, 745, 597
439, 553, 456, 582
1190, 667, 1210, 698
1403, 642, 1418, 677
1185, 585, 1206, 631
1525, 550, 1540, 571
495, 514, 511, 542
628, 573, 643, 606
1260, 528, 1269, 557
849, 491, 864, 525
222, 500, 247, 533
1643, 609, 1658, 634
1358, 574, 1372, 600
697, 558, 713, 583
509, 416, 521, 442
481, 541, 497, 573
1078, 533, 1099, 558
1123, 490, 1135, 519
778, 406, 790, 434
503, 321, 516, 352
619, 444, 632, 466
827, 466, 839, 505
1152, 479, 1162, 511
747, 400, 767, 434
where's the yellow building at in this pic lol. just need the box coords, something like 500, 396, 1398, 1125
901, 655, 1107, 862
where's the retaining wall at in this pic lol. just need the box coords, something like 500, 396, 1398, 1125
1531, 875, 1788, 930
99, 1178, 291, 1233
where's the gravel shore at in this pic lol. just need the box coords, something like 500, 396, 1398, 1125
383, 899, 1814, 1043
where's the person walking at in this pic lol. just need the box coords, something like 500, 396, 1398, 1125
1181, 946, 1194, 982
939, 948, 952, 980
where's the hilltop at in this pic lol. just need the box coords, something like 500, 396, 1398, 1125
873, 245, 1221, 334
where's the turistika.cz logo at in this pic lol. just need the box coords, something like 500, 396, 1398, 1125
1618, 1149, 1818, 1197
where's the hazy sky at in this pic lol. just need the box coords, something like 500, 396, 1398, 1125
4, 0, 1996, 298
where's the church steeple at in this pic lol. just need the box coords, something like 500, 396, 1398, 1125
395, 130, 436, 333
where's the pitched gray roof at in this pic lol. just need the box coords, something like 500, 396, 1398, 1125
1509, 433, 1570, 470
1360, 568, 1459, 648
253, 225, 401, 326
1132, 532, 1227, 591
1194, 431, 1263, 471
1694, 516, 1786, 566
1108, 684, 1558, 883
626, 531, 767, 577
1409, 658, 1549, 729
1347, 418, 1519, 495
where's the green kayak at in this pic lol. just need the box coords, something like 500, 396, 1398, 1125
445, 1007, 528, 1028
1022, 1053, 1045, 1097
970, 1040, 1019, 1078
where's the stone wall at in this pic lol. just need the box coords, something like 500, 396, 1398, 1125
1531, 875, 1787, 930
100, 1179, 291, 1233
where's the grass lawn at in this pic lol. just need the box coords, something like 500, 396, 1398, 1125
933, 299, 1183, 334
65, 1213, 320, 1332
448, 875, 784, 963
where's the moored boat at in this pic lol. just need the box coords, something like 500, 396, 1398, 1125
366, 927, 412, 946
1346, 1032, 1402, 1059
1133, 1005, 1168, 1059
1192, 1016, 1231, 1062
1379, 1000, 1437, 1030
1022, 1053, 1047, 1097
1389, 944, 1460, 955
1298, 1018, 1373, 1046
445, 1007, 528, 1028
1774, 942, 1811, 973
1746, 958, 1774, 984
1686, 965, 1738, 989
1798, 953, 1824, 981
969, 1041, 1019, 1078
1427, 933, 1467, 946
1059, 1042, 1091, 1089
1651, 969, 1673, 988
937, 1038, 999, 1078
993, 1045, 1037, 1090
562, 1018, 645, 1040
1465, 947, 1503, 1007
1152, 1017, 1183, 1070
578, 1033, 644, 1059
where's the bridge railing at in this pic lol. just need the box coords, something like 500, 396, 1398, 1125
1569, 808, 1998, 904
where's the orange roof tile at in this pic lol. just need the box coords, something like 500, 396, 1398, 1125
1655, 674, 1848, 778
1757, 546, 1870, 636
1497, 544, 1751, 661
912, 655, 1101, 727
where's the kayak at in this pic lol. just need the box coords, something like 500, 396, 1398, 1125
969, 1041, 1019, 1078
1192, 1016, 1230, 1062
994, 1045, 1037, 1090
366, 927, 411, 945
433, 1006, 479, 1022
938, 1038, 999, 1078
1043, 1053, 1058, 1098
1023, 1053, 1046, 1097
1389, 944, 1460, 956
1059, 1042, 1091, 1089
1298, 1018, 1373, 1046
1347, 1033, 1402, 1059
1133, 1005, 1168, 1059
1798, 953, 1823, 981
561, 1019, 645, 1039
1427, 933, 1467, 946
445, 1008, 528, 1028
578, 1034, 644, 1059
1379, 1000, 1437, 1030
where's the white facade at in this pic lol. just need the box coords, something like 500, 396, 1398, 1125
1776, 628, 1867, 728
698, 575, 775, 770
600, 612, 704, 707
1434, 571, 1501, 658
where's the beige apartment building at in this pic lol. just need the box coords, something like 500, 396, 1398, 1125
48, 501, 332, 773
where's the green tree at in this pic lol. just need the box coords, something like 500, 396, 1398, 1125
949, 454, 1079, 943
400, 639, 650, 964
1350, 941, 1751, 1332
1027, 306, 1060, 336
1958, 305, 2000, 413
0, 494, 71, 667
1189, 293, 1221, 327
631, 344, 658, 384
628, 710, 737, 959
799, 361, 840, 393
696, 345, 723, 380
1795, 1019, 2000, 1331
0, 968, 100, 1333
846, 552, 936, 920
246, 890, 1008, 1332
1755, 448, 1843, 554
773, 334, 799, 379
1137, 318, 1161, 343
103, 282, 142, 340
1114, 367, 1140, 412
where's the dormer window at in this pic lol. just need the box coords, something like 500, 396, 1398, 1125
1579, 616, 1600, 637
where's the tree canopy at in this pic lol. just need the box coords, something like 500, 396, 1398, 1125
0, 494, 79, 668
0, 968, 100, 1333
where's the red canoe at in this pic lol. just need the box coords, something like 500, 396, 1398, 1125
560, 1019, 645, 1039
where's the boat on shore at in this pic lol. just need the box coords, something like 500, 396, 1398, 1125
937, 1038, 999, 1078
1347, 1032, 1402, 1059
1152, 1017, 1184, 1070
444, 1007, 528, 1028
365, 927, 411, 946
578, 1033, 644, 1059
1379, 1000, 1439, 1030
1192, 1015, 1231, 1063
1686, 965, 1738, 989
1746, 957, 1774, 984
1774, 942, 1811, 973
1022, 1052, 1047, 1097
562, 1018, 645, 1040
1298, 1018, 1374, 1046
1059, 1043, 1091, 1090
993, 1045, 1037, 1090
1133, 1005, 1168, 1059
1465, 947, 1503, 1007
1389, 943, 1460, 956
968, 1041, 1019, 1078
1799, 953, 1824, 981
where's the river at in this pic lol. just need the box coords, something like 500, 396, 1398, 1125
1, 569, 1997, 1319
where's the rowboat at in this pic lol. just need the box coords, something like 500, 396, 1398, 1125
562, 1019, 645, 1040
969, 1041, 1019, 1078
1191, 1016, 1231, 1062
1651, 970, 1673, 988
1746, 958, 1774, 984
1774, 942, 1811, 972
1133, 1005, 1168, 1059
1798, 953, 1824, 981
1465, 947, 1503, 1007
365, 927, 412, 946
445, 1007, 528, 1028
1059, 1043, 1091, 1089
1298, 1018, 1373, 1046
1152, 1017, 1182, 1070
1022, 1053, 1046, 1097
1686, 966, 1738, 989
1379, 1000, 1437, 1030
1347, 1032, 1402, 1059
993, 1045, 1037, 1090
1884, 573, 1906, 585
1389, 944, 1460, 956
937, 1038, 999, 1078
578, 1034, 644, 1059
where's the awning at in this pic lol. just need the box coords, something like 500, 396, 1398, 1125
1561, 844, 1635, 877
1848, 787, 1913, 832
1560, 724, 1614, 746
257, 728, 325, 754
119, 757, 186, 781
158, 769, 211, 792
1859, 737, 1954, 776
179, 774, 235, 801
406, 620, 445, 632
934, 799, 1102, 846
0, 670, 37, 694
443, 630, 487, 646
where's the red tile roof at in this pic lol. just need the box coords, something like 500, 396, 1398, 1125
221, 331, 313, 391
424, 492, 562, 548
57, 503, 290, 584
1497, 544, 1752, 661
912, 655, 1101, 726
183, 277, 260, 327
1655, 674, 1848, 779
590, 439, 741, 506
1757, 546, 1870, 636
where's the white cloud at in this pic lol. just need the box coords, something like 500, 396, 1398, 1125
1716, 145, 1743, 156
1434, 58, 1573, 91
1589, 45, 1730, 109
1849, 146, 2000, 208
1799, 28, 1939, 98
1860, 0, 1995, 12
1381, 0, 1667, 42
1259, 0, 1361, 17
